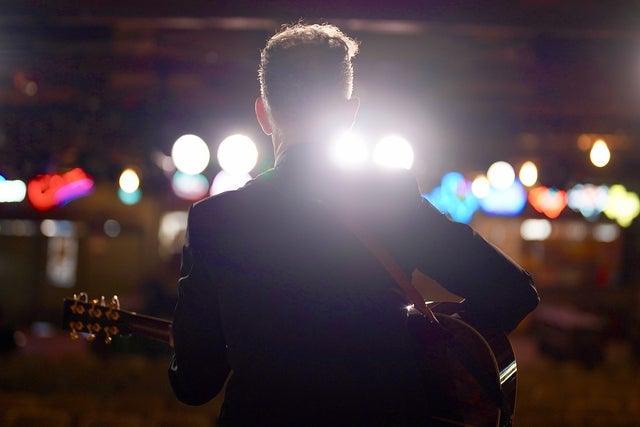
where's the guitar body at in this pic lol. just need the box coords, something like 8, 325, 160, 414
411, 302, 516, 427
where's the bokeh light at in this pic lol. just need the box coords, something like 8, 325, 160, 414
528, 186, 567, 219
520, 219, 552, 241
590, 139, 610, 168
519, 161, 538, 187
486, 161, 515, 190
479, 180, 527, 216
217, 134, 258, 174
593, 223, 620, 242
118, 188, 142, 205
372, 135, 414, 170
27, 168, 94, 211
171, 171, 210, 201
567, 183, 609, 220
471, 174, 491, 199
103, 219, 121, 237
425, 172, 479, 223
603, 184, 640, 227
40, 219, 75, 237
171, 134, 210, 175
0, 176, 27, 203
119, 168, 140, 193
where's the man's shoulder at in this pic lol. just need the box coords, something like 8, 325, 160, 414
190, 175, 276, 217
344, 164, 420, 200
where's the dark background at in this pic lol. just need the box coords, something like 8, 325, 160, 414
1, 1, 640, 190
2, 2, 640, 426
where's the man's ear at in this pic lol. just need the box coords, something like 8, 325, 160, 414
255, 97, 273, 135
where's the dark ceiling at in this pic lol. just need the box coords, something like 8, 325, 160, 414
1, 1, 640, 193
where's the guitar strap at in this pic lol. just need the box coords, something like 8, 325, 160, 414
337, 215, 439, 323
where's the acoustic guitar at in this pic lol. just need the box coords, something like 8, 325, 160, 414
62, 293, 516, 427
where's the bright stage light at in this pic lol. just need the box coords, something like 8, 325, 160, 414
330, 131, 368, 167
171, 134, 210, 175
217, 134, 258, 174
373, 135, 414, 170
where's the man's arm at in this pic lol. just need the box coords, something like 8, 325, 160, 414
169, 208, 230, 405
409, 199, 539, 333
375, 171, 538, 333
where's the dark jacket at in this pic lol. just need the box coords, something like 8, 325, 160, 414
169, 142, 539, 426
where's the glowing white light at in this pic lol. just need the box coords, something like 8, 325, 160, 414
520, 219, 552, 241
372, 135, 414, 170
487, 161, 515, 190
210, 170, 252, 196
471, 175, 491, 199
519, 161, 538, 187
590, 139, 610, 168
119, 168, 140, 193
0, 179, 27, 202
171, 134, 211, 175
217, 134, 258, 174
330, 132, 368, 166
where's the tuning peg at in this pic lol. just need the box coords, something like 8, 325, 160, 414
103, 326, 119, 345
110, 295, 120, 309
68, 321, 83, 340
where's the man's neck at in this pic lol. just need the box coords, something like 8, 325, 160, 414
272, 131, 330, 165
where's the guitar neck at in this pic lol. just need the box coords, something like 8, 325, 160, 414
123, 310, 173, 344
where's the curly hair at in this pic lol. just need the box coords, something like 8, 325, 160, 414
258, 23, 359, 124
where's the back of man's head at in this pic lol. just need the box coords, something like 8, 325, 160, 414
258, 23, 359, 133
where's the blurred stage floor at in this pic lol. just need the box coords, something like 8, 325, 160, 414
1, 329, 639, 426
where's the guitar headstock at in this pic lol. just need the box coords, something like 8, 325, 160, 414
62, 292, 127, 344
